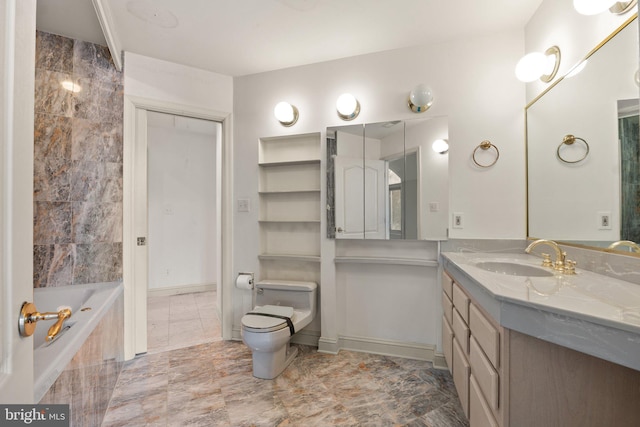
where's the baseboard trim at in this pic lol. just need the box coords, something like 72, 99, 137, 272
318, 337, 340, 354
291, 330, 320, 347
148, 283, 216, 297
432, 352, 448, 370
338, 335, 436, 361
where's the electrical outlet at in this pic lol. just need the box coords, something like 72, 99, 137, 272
429, 202, 439, 212
598, 211, 612, 230
237, 198, 250, 212
453, 212, 464, 229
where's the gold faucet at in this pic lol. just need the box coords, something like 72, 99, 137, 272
607, 240, 640, 253
18, 302, 72, 341
525, 239, 566, 271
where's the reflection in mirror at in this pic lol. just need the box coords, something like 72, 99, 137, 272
327, 117, 448, 240
527, 15, 639, 254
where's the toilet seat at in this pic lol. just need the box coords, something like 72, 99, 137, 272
242, 305, 295, 333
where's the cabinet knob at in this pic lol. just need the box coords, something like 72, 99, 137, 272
336, 227, 343, 233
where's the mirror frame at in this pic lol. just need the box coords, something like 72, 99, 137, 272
525, 13, 640, 256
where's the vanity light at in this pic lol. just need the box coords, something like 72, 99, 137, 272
515, 46, 561, 83
432, 139, 449, 154
573, 0, 637, 15
336, 93, 360, 121
61, 80, 82, 93
273, 101, 299, 127
408, 84, 434, 113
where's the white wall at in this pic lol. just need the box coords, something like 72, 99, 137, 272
233, 30, 526, 353
147, 112, 218, 291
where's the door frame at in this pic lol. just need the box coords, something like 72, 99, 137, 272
123, 95, 233, 359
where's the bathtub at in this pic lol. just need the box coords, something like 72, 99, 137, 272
33, 281, 123, 403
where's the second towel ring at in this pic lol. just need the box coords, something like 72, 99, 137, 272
557, 134, 589, 164
472, 140, 500, 168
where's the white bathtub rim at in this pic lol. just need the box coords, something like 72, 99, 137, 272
34, 281, 123, 403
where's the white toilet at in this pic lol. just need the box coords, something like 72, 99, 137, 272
241, 279, 317, 379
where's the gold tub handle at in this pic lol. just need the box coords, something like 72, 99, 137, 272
18, 302, 72, 341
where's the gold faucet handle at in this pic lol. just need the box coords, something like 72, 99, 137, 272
563, 260, 577, 275
541, 253, 553, 267
46, 308, 72, 342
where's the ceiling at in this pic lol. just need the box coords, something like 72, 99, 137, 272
36, 0, 543, 77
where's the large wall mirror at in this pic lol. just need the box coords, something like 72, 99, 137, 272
527, 15, 639, 254
327, 117, 449, 240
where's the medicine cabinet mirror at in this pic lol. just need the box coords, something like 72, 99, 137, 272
327, 117, 449, 240
527, 15, 639, 254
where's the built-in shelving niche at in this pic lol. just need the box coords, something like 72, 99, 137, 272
258, 133, 321, 283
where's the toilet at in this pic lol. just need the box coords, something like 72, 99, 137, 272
241, 279, 317, 379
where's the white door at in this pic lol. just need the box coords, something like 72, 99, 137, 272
0, 0, 36, 403
334, 156, 364, 239
364, 159, 388, 239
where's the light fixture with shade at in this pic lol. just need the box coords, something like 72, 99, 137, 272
573, 0, 637, 15
408, 84, 434, 113
336, 93, 360, 121
273, 101, 299, 126
432, 139, 449, 154
515, 46, 561, 83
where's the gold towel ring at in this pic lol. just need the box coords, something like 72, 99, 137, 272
557, 134, 589, 164
472, 140, 499, 168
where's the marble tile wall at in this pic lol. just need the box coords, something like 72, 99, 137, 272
33, 31, 124, 287
39, 292, 124, 426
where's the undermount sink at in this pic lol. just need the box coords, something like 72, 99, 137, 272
474, 261, 554, 277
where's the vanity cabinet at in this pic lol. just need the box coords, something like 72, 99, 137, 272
442, 272, 505, 425
442, 267, 640, 427
258, 133, 321, 282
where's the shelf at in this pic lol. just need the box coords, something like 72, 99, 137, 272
334, 256, 439, 267
259, 189, 320, 195
258, 220, 320, 224
259, 159, 320, 167
259, 254, 321, 263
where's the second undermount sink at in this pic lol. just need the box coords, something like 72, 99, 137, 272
474, 261, 554, 277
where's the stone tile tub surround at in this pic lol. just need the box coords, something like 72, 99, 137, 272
38, 283, 124, 427
33, 31, 124, 288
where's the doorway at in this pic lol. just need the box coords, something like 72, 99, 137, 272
123, 96, 232, 359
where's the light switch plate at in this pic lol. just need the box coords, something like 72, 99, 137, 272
237, 198, 250, 212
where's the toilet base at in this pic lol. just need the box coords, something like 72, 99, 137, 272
251, 343, 299, 379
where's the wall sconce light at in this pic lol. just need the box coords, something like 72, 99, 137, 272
573, 0, 637, 15
408, 84, 434, 113
432, 139, 449, 154
515, 46, 561, 83
273, 101, 299, 127
336, 93, 360, 121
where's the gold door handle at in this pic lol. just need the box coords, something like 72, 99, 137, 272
19, 302, 72, 341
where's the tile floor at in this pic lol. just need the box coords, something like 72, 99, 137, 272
103, 292, 468, 427
147, 291, 221, 354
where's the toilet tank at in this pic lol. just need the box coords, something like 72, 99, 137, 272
255, 280, 317, 316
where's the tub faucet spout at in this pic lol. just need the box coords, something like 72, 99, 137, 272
525, 239, 565, 271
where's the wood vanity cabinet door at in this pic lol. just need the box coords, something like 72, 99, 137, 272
442, 272, 454, 299
452, 308, 470, 354
470, 374, 499, 427
470, 336, 499, 411
442, 315, 454, 373
442, 291, 453, 326
452, 282, 470, 323
469, 303, 500, 368
453, 338, 470, 417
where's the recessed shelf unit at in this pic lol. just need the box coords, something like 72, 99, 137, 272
258, 133, 322, 281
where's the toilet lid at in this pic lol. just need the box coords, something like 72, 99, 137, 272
241, 305, 294, 332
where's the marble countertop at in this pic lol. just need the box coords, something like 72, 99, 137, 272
441, 251, 640, 371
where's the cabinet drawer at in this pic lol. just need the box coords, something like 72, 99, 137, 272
442, 272, 453, 299
442, 315, 454, 373
470, 303, 500, 368
470, 336, 499, 411
470, 374, 498, 427
453, 308, 470, 354
452, 282, 470, 322
453, 338, 470, 417
442, 291, 453, 326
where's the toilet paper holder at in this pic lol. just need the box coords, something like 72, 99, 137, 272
236, 272, 254, 290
